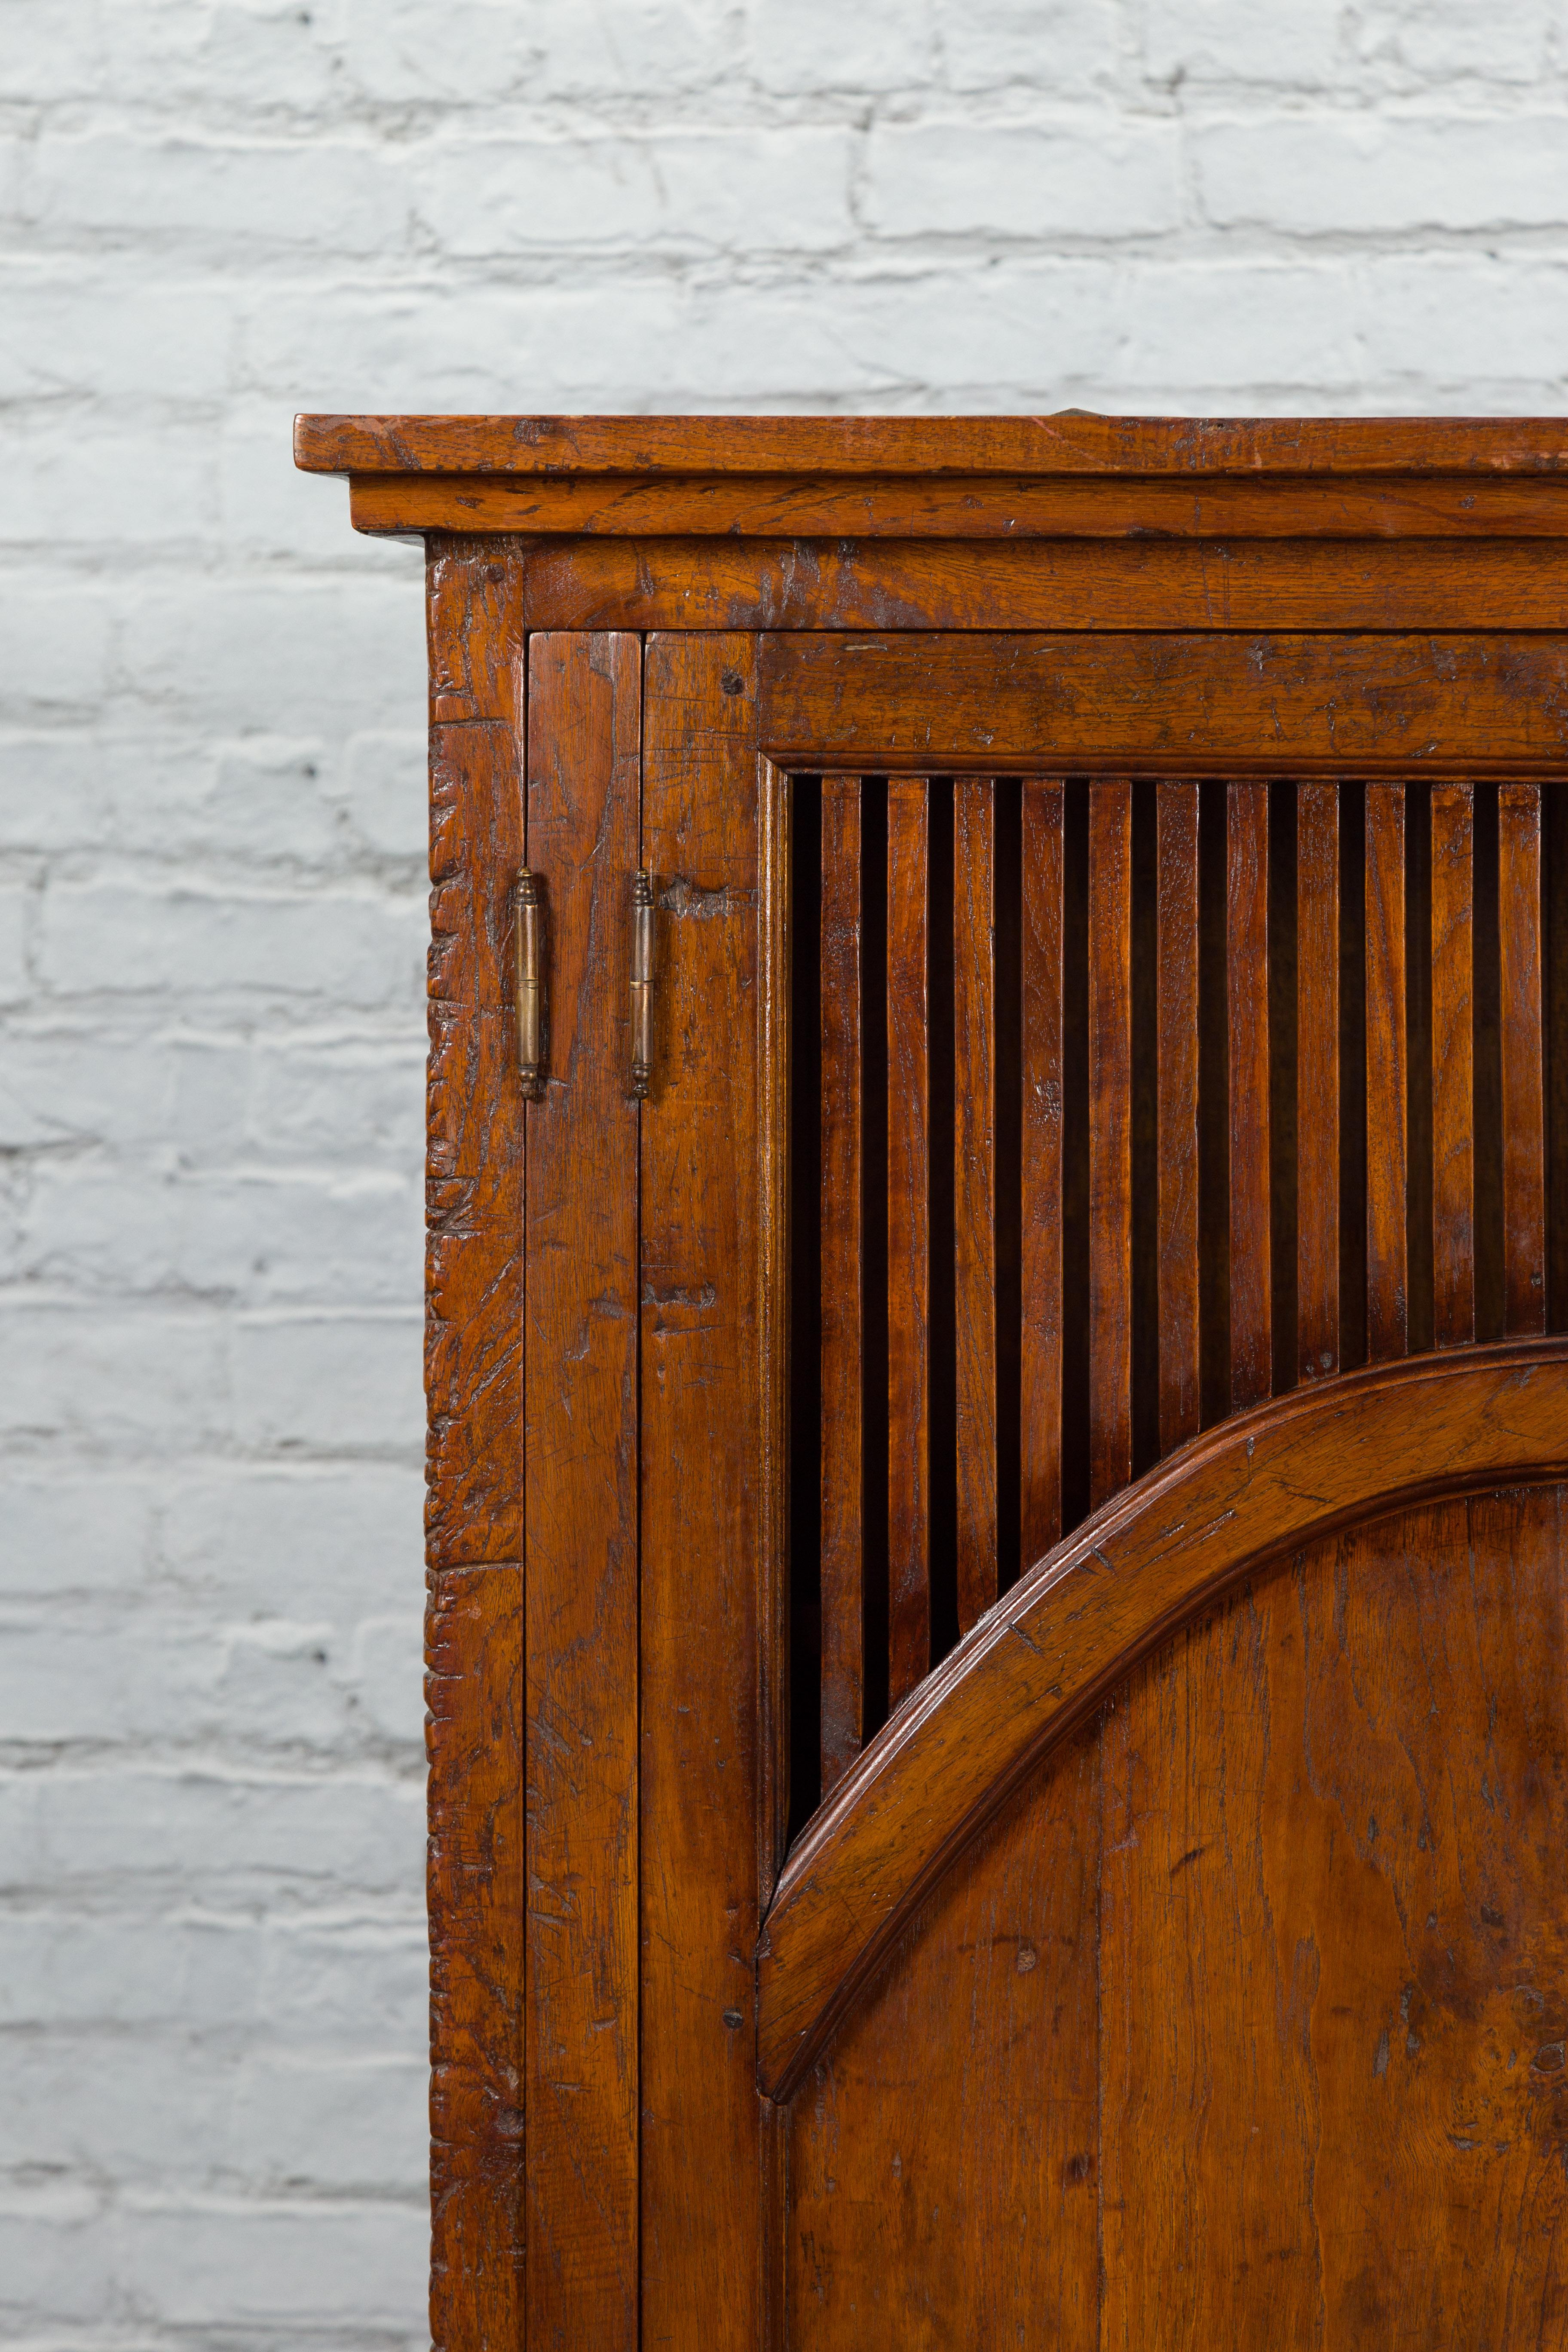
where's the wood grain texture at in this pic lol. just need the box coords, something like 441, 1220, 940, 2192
1366, 783, 1410, 1363
1296, 781, 1341, 1381
298, 410, 1568, 479
886, 781, 931, 1706
350, 470, 1568, 543
423, 549, 526, 2352
1089, 782, 1133, 1508
523, 634, 640, 2351
819, 778, 865, 1788
758, 634, 1568, 773
1227, 780, 1272, 1412
953, 780, 998, 1632
501, 536, 1568, 636
425, 542, 524, 1571
756, 1337, 1568, 2098
1102, 1485, 1568, 2347
640, 633, 768, 2350
1431, 783, 1476, 1347
787, 1730, 1101, 2350
1500, 782, 1548, 1335
1154, 781, 1200, 1453
1021, 780, 1066, 1565
428, 1565, 525, 2352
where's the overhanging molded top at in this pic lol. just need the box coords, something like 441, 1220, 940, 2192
294, 412, 1568, 481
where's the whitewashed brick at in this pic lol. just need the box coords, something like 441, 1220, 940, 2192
1197, 113, 1568, 235
0, 422, 214, 549
749, 0, 936, 92
233, 1309, 425, 1451
108, 2194, 428, 2328
937, 0, 1122, 94
37, 876, 426, 1011
349, 1614, 427, 1744
339, 0, 734, 104
0, 1472, 157, 1597
0, 1765, 423, 1895
0, 262, 236, 403
0, 1301, 230, 1450
0, 875, 29, 1003
116, 576, 423, 735
30, 132, 414, 257
337, 730, 429, 860
230, 2052, 430, 2189
865, 116, 1186, 239
16, 1158, 421, 1304
159, 1463, 426, 1617
1353, 0, 1553, 85
1356, 257, 1568, 381
247, 1033, 425, 1164
0, 583, 114, 717
414, 126, 856, 256
1138, 0, 1345, 87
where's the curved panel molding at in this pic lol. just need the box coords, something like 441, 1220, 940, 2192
757, 1338, 1568, 2099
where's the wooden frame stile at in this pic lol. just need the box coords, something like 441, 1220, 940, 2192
756, 748, 794, 2352
291, 416, 1568, 2352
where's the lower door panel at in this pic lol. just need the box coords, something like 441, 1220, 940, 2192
785, 1482, 1568, 2346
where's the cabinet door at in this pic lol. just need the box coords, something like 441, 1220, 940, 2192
515, 627, 1568, 2349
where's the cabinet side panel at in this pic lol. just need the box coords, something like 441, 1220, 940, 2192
640, 634, 769, 2347
524, 634, 643, 2349
426, 544, 526, 2352
426, 542, 524, 1569
429, 1566, 526, 2351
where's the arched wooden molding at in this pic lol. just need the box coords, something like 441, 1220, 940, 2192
756, 1336, 1568, 2100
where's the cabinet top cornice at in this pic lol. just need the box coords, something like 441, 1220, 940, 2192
294, 412, 1568, 481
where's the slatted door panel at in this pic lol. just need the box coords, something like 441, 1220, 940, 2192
788, 776, 1555, 1824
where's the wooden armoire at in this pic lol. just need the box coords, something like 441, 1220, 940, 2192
295, 414, 1568, 2350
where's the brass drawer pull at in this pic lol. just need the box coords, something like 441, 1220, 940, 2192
631, 868, 655, 1100
515, 868, 544, 1099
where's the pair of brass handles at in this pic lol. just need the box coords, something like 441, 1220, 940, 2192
514, 867, 656, 1102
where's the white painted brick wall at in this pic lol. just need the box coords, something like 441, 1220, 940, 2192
1, 0, 1563, 2339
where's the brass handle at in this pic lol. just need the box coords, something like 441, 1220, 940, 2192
631, 869, 655, 1100
515, 868, 544, 1099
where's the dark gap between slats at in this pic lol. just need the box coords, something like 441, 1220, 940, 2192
1130, 780, 1161, 1479
1405, 783, 1436, 1357
1472, 784, 1505, 1343
1544, 785, 1568, 1332
1338, 781, 1369, 1371
1197, 781, 1231, 1427
927, 782, 960, 1668
993, 782, 1024, 1592
1268, 779, 1299, 1398
1060, 783, 1092, 1534
860, 781, 890, 1742
787, 775, 823, 1844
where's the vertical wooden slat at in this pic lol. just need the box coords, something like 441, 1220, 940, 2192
1295, 782, 1340, 1381
886, 781, 931, 1705
1430, 783, 1476, 1346
819, 778, 864, 1792
640, 634, 768, 2349
1088, 781, 1133, 1509
954, 779, 998, 1629
1155, 781, 1200, 1451
1366, 783, 1409, 1361
1227, 780, 1271, 1412
1020, 780, 1065, 1563
1499, 781, 1547, 1333
524, 632, 640, 2351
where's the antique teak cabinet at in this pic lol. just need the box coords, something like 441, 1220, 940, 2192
294, 415, 1568, 2350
